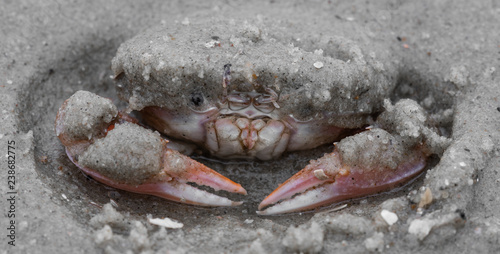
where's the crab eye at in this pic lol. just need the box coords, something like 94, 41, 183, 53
190, 91, 204, 107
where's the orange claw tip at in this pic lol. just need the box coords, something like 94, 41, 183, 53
178, 160, 247, 195
256, 184, 338, 215
163, 150, 247, 195
256, 168, 336, 215
257, 168, 331, 211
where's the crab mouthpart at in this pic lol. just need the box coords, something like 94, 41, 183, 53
257, 147, 427, 215
206, 116, 291, 160
141, 106, 293, 160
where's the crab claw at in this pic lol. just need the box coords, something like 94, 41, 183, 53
66, 146, 246, 207
56, 91, 246, 207
257, 128, 428, 215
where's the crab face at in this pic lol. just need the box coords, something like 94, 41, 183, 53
111, 21, 397, 160
55, 20, 449, 215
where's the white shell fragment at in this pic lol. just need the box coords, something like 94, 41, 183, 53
380, 209, 398, 226
313, 169, 329, 180
408, 219, 432, 240
205, 40, 220, 48
148, 217, 184, 229
313, 61, 324, 69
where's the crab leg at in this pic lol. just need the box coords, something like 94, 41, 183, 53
257, 128, 428, 215
56, 91, 246, 207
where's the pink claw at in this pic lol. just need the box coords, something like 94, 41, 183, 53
66, 148, 246, 206
56, 91, 246, 207
257, 141, 427, 215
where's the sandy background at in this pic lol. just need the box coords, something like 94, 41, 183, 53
1, 0, 499, 253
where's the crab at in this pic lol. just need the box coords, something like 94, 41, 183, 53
55, 21, 450, 215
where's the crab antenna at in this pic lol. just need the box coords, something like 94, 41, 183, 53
265, 87, 281, 109
222, 64, 231, 103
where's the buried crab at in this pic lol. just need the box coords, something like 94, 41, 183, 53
55, 21, 450, 215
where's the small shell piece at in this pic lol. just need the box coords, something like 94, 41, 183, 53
148, 217, 184, 229
380, 210, 398, 226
